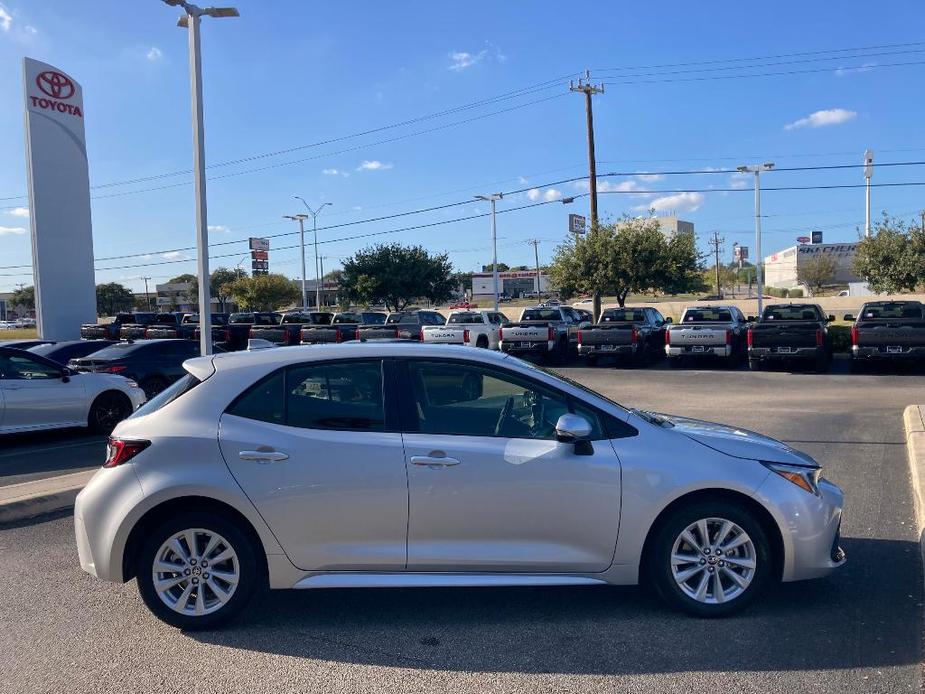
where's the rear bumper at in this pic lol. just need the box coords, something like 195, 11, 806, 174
665, 345, 731, 358
578, 344, 636, 357
852, 345, 925, 360
749, 346, 821, 361
500, 341, 553, 355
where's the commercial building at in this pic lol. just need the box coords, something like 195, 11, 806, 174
155, 282, 195, 311
472, 271, 551, 299
763, 242, 861, 289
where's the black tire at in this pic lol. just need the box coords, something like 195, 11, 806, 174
849, 358, 865, 374
476, 335, 489, 349
585, 354, 598, 368
668, 356, 683, 368
747, 358, 761, 371
139, 376, 168, 399
87, 391, 131, 434
136, 511, 261, 630
647, 500, 773, 617
813, 354, 829, 373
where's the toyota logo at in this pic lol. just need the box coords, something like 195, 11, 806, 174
36, 71, 75, 100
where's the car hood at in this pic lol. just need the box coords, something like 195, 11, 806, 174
657, 413, 818, 467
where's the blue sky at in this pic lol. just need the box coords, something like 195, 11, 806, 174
2, 1, 925, 293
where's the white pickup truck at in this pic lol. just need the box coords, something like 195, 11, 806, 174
665, 305, 749, 364
420, 310, 509, 349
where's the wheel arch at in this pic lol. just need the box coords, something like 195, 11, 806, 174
122, 496, 269, 584
639, 488, 785, 582
86, 388, 132, 427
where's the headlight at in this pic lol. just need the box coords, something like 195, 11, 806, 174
761, 461, 821, 495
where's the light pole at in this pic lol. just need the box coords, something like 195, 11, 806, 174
736, 162, 774, 315
295, 197, 332, 309
161, 0, 238, 355
864, 148, 874, 238
475, 193, 503, 310
283, 214, 309, 307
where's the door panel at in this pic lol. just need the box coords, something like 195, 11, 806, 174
0, 353, 86, 430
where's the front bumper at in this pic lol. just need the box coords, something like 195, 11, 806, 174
665, 345, 731, 358
852, 345, 925, 360
754, 473, 846, 582
578, 344, 636, 357
749, 346, 821, 361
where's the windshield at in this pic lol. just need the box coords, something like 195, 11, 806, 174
129, 373, 201, 418
81, 343, 144, 359
448, 312, 483, 324
861, 303, 923, 319
522, 309, 561, 321
683, 309, 732, 322
763, 305, 821, 321
601, 309, 646, 322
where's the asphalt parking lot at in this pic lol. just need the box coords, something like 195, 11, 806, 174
0, 364, 922, 693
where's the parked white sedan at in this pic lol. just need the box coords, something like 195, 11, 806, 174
0, 346, 146, 435
75, 343, 844, 629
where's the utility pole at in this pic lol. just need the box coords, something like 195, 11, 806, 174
864, 149, 874, 238
528, 239, 541, 297
283, 214, 309, 307
708, 232, 725, 297
318, 256, 325, 307
142, 276, 152, 310
737, 162, 774, 315
570, 70, 604, 319
920, 210, 924, 234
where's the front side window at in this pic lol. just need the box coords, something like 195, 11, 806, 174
407, 361, 604, 440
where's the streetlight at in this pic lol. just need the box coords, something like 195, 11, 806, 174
283, 214, 309, 307
736, 162, 774, 315
295, 197, 332, 309
475, 193, 503, 310
161, 0, 239, 355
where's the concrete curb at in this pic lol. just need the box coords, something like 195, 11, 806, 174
902, 405, 925, 541
0, 470, 96, 525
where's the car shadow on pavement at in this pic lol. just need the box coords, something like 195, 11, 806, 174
190, 536, 922, 675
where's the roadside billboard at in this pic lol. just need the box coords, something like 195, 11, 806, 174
22, 57, 96, 339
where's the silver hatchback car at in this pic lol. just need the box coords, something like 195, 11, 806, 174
75, 343, 845, 629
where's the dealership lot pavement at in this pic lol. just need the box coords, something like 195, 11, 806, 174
0, 365, 922, 694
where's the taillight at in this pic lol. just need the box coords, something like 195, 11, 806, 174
419, 327, 425, 342
577, 329, 583, 345
498, 327, 504, 341
463, 329, 471, 343
725, 329, 732, 345
631, 327, 639, 344
665, 329, 671, 345
335, 329, 343, 343
102, 365, 127, 373
850, 325, 859, 345
354, 329, 361, 341
394, 328, 401, 338
547, 327, 555, 342
746, 328, 753, 347
223, 329, 231, 342
816, 329, 824, 347
248, 327, 256, 337
103, 438, 150, 468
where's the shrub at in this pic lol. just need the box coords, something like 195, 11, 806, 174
788, 287, 803, 298
829, 325, 851, 353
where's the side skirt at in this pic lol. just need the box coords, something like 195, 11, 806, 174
292, 573, 609, 590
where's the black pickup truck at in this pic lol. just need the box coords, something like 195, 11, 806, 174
746, 303, 834, 371
301, 311, 387, 344
195, 311, 280, 351
577, 306, 670, 365
119, 313, 183, 340
154, 313, 230, 340
249, 311, 333, 346
846, 301, 925, 369
358, 310, 446, 341
81, 312, 154, 340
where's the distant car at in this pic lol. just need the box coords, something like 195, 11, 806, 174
300, 311, 387, 345
0, 339, 55, 350
578, 307, 670, 365
0, 346, 145, 435
421, 309, 509, 349
846, 301, 925, 369
28, 339, 117, 365
573, 298, 594, 306
837, 290, 850, 297
358, 310, 447, 341
698, 294, 725, 302
70, 339, 205, 399
665, 306, 749, 365
0, 321, 18, 331
448, 301, 479, 310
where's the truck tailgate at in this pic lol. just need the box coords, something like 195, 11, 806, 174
668, 325, 728, 346
579, 325, 634, 346
503, 324, 552, 342
750, 324, 818, 348
857, 322, 925, 347
301, 326, 352, 344
422, 326, 466, 344
249, 326, 290, 345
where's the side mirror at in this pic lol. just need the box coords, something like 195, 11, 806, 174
842, 313, 855, 322
61, 368, 71, 383
827, 315, 835, 322
555, 413, 594, 455
664, 317, 673, 324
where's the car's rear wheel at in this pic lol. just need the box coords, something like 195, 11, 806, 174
647, 501, 772, 617
476, 335, 489, 349
88, 391, 131, 434
136, 511, 260, 630
747, 358, 761, 371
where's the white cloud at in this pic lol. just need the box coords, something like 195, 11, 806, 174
0, 225, 26, 235
448, 50, 486, 72
526, 188, 540, 201
517, 176, 529, 184
146, 46, 163, 61
729, 173, 750, 190
633, 192, 704, 213
23, 24, 35, 35
835, 63, 876, 77
357, 160, 393, 171
785, 108, 857, 130
322, 168, 349, 177
573, 179, 653, 196
0, 5, 11, 32
634, 172, 664, 182
162, 251, 184, 260
7, 206, 29, 218
543, 188, 562, 201
208, 225, 229, 234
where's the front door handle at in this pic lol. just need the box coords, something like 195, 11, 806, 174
410, 455, 461, 468
239, 449, 289, 463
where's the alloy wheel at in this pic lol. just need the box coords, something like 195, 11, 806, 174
152, 528, 240, 617
670, 517, 756, 604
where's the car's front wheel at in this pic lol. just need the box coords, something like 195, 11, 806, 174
136, 511, 261, 630
647, 501, 772, 617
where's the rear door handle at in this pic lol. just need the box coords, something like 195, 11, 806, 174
410, 455, 460, 468
239, 450, 289, 463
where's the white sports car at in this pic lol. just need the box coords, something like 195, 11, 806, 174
0, 346, 146, 435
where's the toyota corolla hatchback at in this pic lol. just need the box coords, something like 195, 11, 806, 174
75, 343, 845, 629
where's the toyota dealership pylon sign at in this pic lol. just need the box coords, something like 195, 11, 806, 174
22, 58, 96, 339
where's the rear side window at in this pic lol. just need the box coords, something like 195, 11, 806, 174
227, 360, 385, 432
130, 373, 202, 419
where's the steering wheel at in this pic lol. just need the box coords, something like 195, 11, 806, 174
494, 395, 515, 436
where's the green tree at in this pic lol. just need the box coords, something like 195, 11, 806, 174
481, 262, 510, 273
549, 216, 703, 307
207, 267, 247, 312
340, 243, 455, 312
96, 282, 135, 316
11, 285, 35, 312
797, 254, 837, 295
853, 214, 925, 294
222, 273, 300, 311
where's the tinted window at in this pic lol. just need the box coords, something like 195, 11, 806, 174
0, 353, 61, 380
226, 371, 285, 425
861, 303, 923, 319
683, 309, 732, 322
601, 309, 646, 322
407, 361, 604, 440
287, 361, 384, 431
333, 313, 360, 324
157, 341, 199, 357
131, 373, 202, 419
361, 312, 387, 325
763, 305, 822, 321
152, 314, 178, 325
522, 309, 561, 321
80, 343, 144, 360
448, 312, 484, 324
386, 313, 413, 324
